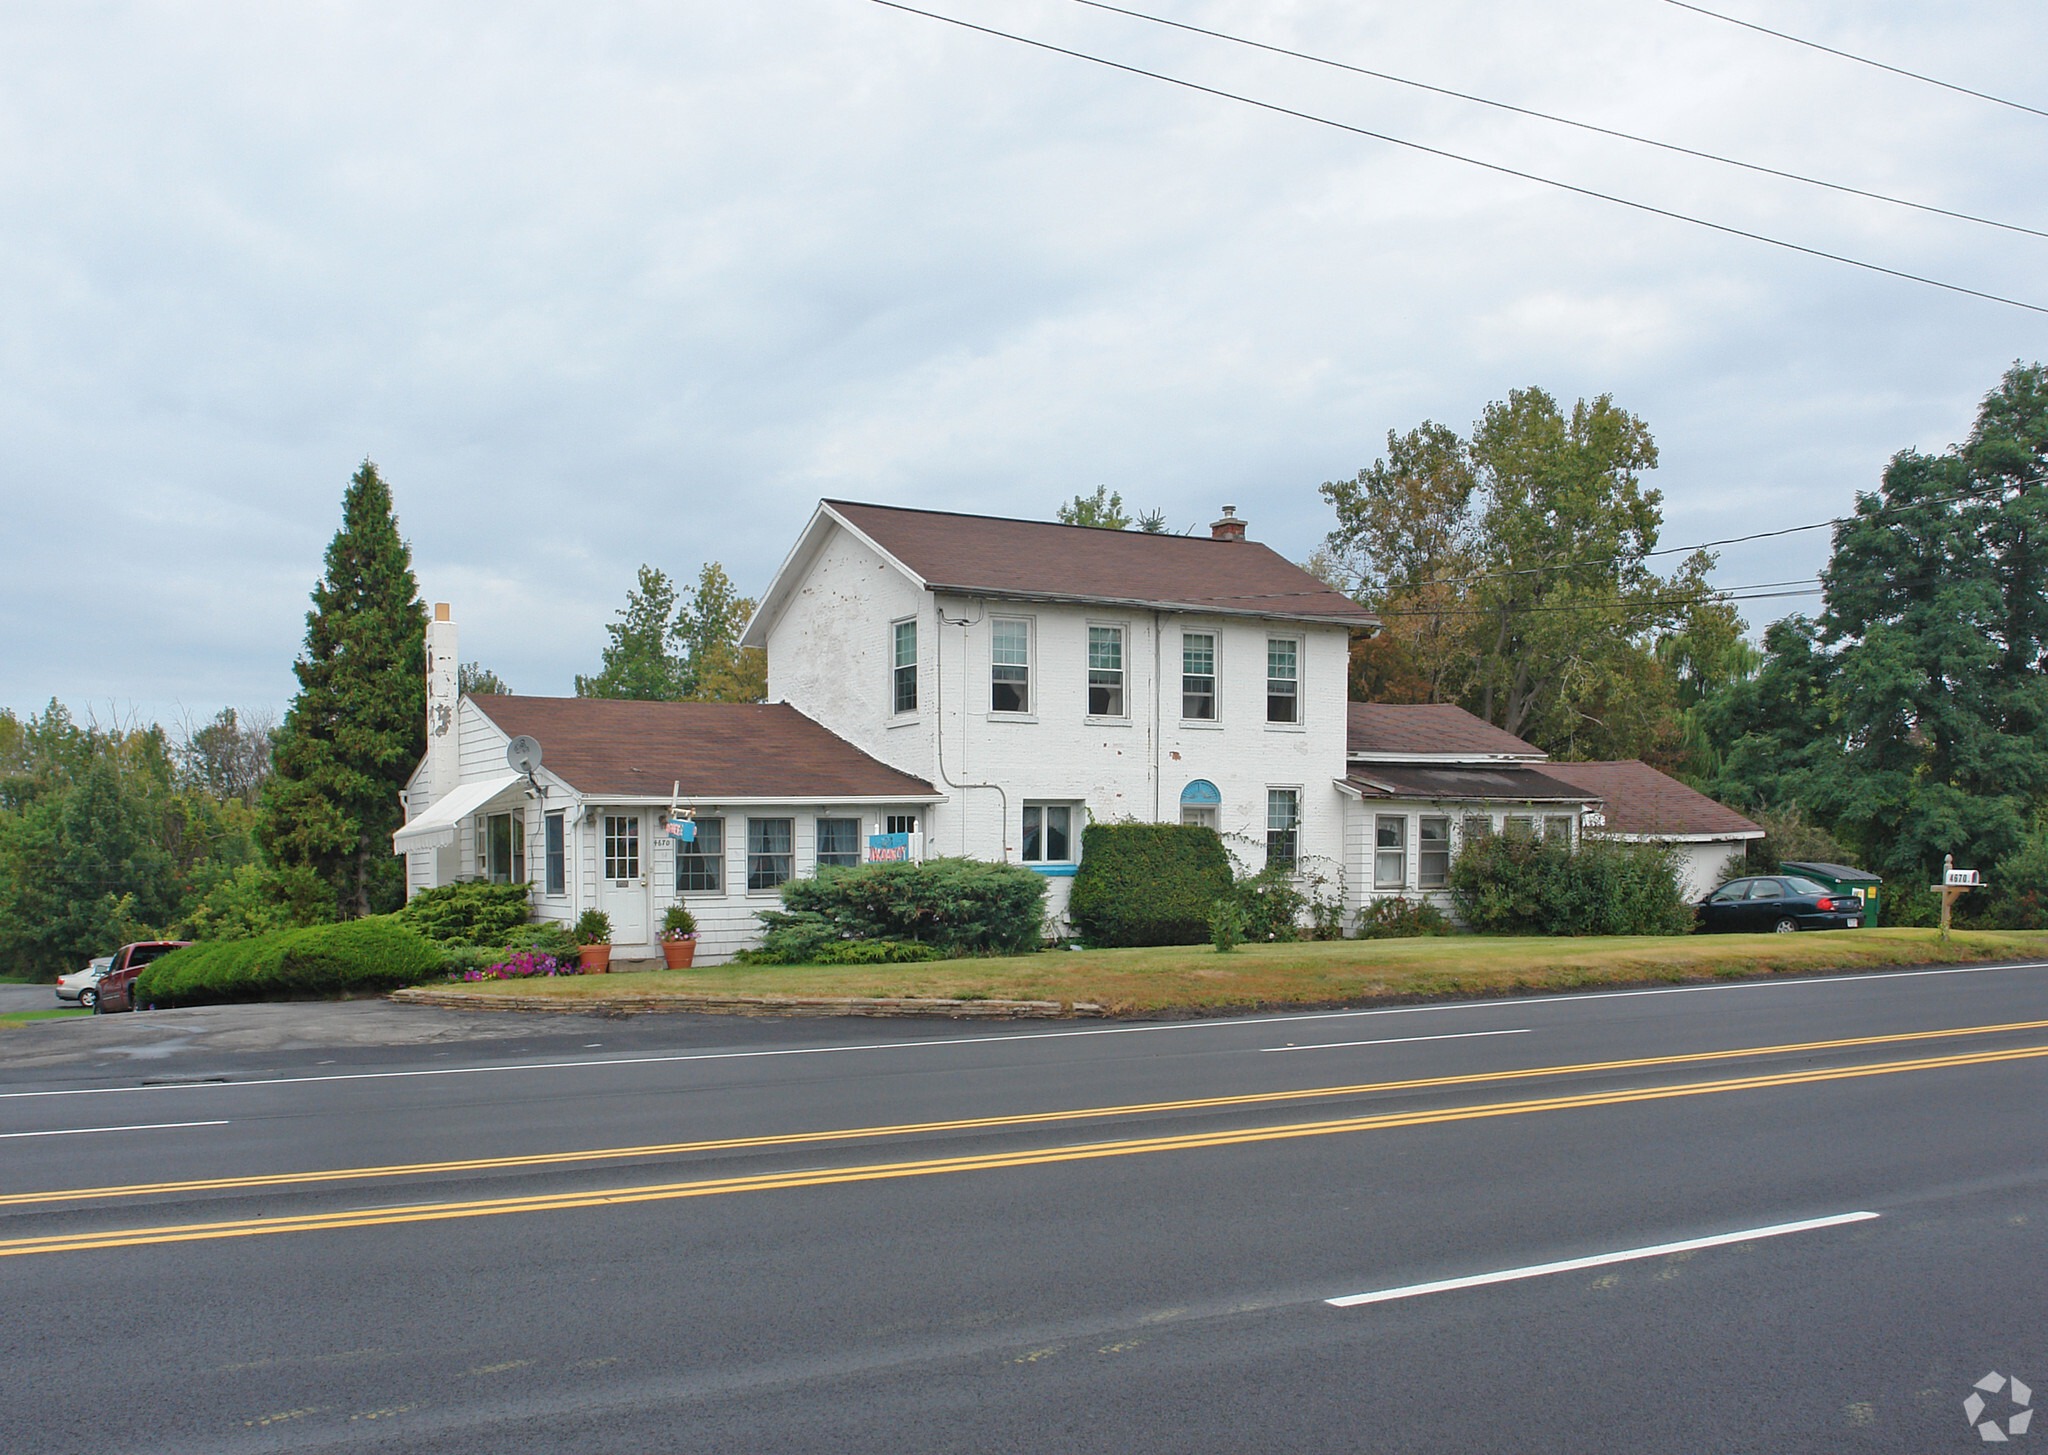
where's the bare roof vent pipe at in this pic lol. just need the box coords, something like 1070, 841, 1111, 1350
1209, 505, 1247, 541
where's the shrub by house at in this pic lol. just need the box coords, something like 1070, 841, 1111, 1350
1068, 823, 1233, 947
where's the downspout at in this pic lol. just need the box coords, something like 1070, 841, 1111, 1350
1152, 609, 1163, 823
935, 596, 1010, 861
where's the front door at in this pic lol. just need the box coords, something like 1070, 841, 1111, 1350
597, 812, 650, 945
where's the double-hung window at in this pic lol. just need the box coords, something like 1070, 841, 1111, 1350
1374, 814, 1408, 890
1022, 803, 1074, 863
479, 810, 526, 885
1418, 816, 1450, 889
543, 811, 565, 895
1504, 814, 1536, 839
1088, 626, 1125, 717
1266, 638, 1299, 724
1462, 814, 1493, 847
1182, 633, 1217, 720
675, 816, 724, 893
747, 817, 793, 891
1266, 789, 1299, 870
815, 816, 861, 870
1543, 814, 1574, 844
991, 618, 1031, 713
892, 620, 917, 714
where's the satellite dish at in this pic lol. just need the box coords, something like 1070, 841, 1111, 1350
506, 736, 544, 775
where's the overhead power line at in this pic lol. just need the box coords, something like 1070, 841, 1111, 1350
868, 1, 2048, 317
1661, 0, 2048, 122
1066, 0, 2048, 242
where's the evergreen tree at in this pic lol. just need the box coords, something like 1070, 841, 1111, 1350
260, 460, 426, 919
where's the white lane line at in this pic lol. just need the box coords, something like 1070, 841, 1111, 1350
1326, 1210, 1880, 1308
1262, 1029, 1531, 1054
3, 960, 2042, 1102
0, 1120, 230, 1139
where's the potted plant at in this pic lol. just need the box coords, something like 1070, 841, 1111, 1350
573, 909, 613, 973
659, 904, 699, 969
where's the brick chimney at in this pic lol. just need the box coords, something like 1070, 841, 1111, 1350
1209, 505, 1247, 542
424, 603, 460, 802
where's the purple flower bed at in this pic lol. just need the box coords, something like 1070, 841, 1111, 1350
457, 951, 573, 982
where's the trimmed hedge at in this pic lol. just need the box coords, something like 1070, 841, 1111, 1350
392, 881, 535, 946
1069, 823, 1233, 947
1448, 832, 1693, 936
134, 918, 446, 1006
751, 857, 1047, 963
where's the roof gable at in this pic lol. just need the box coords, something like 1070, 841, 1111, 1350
465, 696, 939, 800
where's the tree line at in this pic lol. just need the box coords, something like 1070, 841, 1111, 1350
0, 461, 767, 978
1300, 363, 2048, 920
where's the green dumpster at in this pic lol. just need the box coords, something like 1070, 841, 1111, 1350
1781, 860, 1882, 925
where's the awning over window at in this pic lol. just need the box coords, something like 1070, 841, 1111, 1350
392, 773, 524, 852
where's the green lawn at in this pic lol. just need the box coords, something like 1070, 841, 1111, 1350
0, 1007, 92, 1027
414, 927, 2048, 1015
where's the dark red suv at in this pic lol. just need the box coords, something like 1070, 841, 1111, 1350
92, 942, 191, 1014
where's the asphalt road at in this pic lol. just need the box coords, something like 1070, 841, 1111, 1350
5, 961, 2048, 1454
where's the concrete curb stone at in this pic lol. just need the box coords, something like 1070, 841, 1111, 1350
388, 988, 1105, 1018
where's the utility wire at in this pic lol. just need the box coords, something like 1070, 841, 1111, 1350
1661, 0, 2048, 122
868, 1, 2048, 317
1066, 0, 2048, 242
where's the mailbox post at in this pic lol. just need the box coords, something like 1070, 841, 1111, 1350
1934, 854, 1982, 940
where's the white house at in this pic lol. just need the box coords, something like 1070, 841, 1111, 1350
741, 500, 1373, 927
393, 501, 1764, 959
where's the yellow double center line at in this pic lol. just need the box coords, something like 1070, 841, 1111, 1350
4, 1024, 2048, 1258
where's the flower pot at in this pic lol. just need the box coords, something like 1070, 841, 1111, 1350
577, 943, 612, 973
661, 939, 698, 969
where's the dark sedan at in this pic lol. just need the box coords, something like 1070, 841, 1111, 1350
1697, 876, 1866, 933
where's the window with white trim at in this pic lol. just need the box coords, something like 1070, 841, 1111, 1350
1543, 814, 1574, 844
603, 815, 637, 882
1182, 632, 1217, 720
544, 811, 565, 896
1374, 814, 1408, 890
991, 617, 1031, 713
747, 817, 793, 890
479, 810, 526, 885
1418, 816, 1450, 889
1022, 803, 1075, 863
1088, 626, 1125, 717
1266, 789, 1299, 870
885, 813, 918, 836
675, 816, 724, 893
816, 816, 861, 870
892, 620, 917, 714
1266, 637, 1299, 724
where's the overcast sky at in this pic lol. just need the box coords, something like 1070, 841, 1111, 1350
4, 0, 2043, 729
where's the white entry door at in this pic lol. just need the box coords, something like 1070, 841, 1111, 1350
597, 812, 650, 945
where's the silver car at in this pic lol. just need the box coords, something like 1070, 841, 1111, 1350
55, 957, 113, 1009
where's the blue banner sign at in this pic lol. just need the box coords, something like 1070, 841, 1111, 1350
865, 832, 912, 863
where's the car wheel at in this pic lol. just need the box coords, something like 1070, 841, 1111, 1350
1773, 917, 1799, 934
79, 988, 97, 1009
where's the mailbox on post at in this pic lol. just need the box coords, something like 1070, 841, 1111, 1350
1934, 855, 1982, 939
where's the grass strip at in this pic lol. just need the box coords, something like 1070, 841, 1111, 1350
0, 1008, 93, 1027
404, 927, 2048, 1016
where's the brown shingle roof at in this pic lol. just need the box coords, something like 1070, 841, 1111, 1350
467, 697, 940, 801
1347, 702, 1547, 758
1539, 760, 1763, 839
826, 500, 1374, 624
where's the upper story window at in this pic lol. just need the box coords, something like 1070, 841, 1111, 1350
1267, 637, 1299, 724
892, 620, 917, 714
1182, 632, 1217, 721
1022, 803, 1075, 863
991, 617, 1031, 713
1088, 626, 1125, 717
